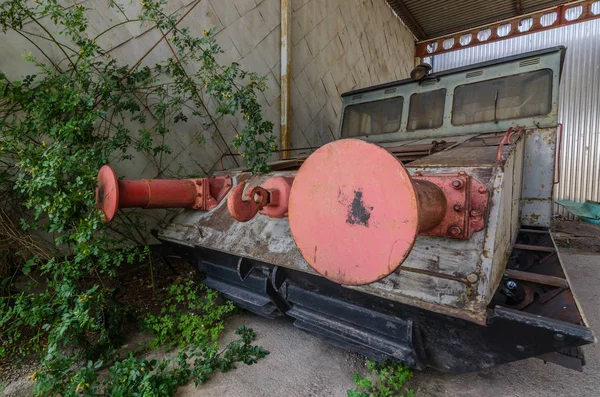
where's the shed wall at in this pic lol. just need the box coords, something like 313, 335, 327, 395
0, 0, 415, 178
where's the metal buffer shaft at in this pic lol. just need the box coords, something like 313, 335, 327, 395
96, 165, 231, 222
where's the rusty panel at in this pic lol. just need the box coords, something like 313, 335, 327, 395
480, 138, 525, 302
411, 145, 510, 167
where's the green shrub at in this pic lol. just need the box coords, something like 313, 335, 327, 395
143, 278, 236, 349
348, 360, 415, 397
31, 326, 269, 396
0, 0, 273, 394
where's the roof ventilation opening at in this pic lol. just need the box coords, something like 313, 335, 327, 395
466, 70, 483, 78
384, 88, 397, 94
519, 57, 540, 67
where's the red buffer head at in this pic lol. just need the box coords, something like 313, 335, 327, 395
288, 139, 446, 286
95, 165, 231, 222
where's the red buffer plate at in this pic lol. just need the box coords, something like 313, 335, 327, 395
96, 165, 119, 222
288, 139, 420, 286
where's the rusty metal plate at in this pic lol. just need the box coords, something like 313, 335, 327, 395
415, 173, 489, 239
288, 139, 420, 286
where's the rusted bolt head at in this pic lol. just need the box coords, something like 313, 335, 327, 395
467, 273, 478, 283
448, 226, 462, 237
458, 171, 466, 176
196, 180, 203, 185
470, 210, 482, 218
453, 204, 463, 212
197, 193, 202, 197
451, 180, 463, 189
478, 186, 487, 194
413, 172, 423, 176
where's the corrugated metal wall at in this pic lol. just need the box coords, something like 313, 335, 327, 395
433, 19, 600, 216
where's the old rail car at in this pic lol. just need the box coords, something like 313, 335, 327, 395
97, 46, 595, 373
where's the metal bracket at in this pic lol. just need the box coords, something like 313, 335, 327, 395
193, 175, 232, 210
414, 172, 489, 239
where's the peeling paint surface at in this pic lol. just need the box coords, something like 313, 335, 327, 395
160, 135, 526, 324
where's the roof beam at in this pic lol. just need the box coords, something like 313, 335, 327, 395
389, 0, 428, 40
415, 0, 600, 58
516, 0, 522, 14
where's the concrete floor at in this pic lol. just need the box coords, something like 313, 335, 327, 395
4, 248, 598, 396
182, 248, 600, 397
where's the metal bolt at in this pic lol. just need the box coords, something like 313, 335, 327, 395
414, 172, 423, 176
196, 180, 202, 185
478, 186, 487, 194
458, 171, 466, 176
506, 280, 518, 290
470, 210, 482, 218
554, 333, 565, 341
448, 226, 462, 237
467, 273, 478, 283
454, 204, 463, 212
451, 180, 463, 189
516, 345, 526, 352
197, 192, 202, 197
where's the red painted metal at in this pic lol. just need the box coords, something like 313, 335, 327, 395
288, 139, 448, 286
95, 165, 232, 222
259, 176, 294, 218
415, 173, 490, 240
227, 176, 295, 221
227, 182, 269, 222
496, 127, 524, 162
415, 0, 600, 58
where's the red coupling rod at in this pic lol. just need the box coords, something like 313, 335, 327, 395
96, 165, 231, 222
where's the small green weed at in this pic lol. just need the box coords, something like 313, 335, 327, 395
32, 325, 269, 396
142, 278, 236, 349
348, 359, 415, 397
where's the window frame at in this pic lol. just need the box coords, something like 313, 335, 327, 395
450, 69, 554, 126
406, 88, 447, 132
340, 95, 405, 138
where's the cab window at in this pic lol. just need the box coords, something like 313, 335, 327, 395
452, 69, 553, 125
341, 96, 404, 137
407, 89, 446, 131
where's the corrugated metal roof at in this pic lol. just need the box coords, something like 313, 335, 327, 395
386, 0, 566, 39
